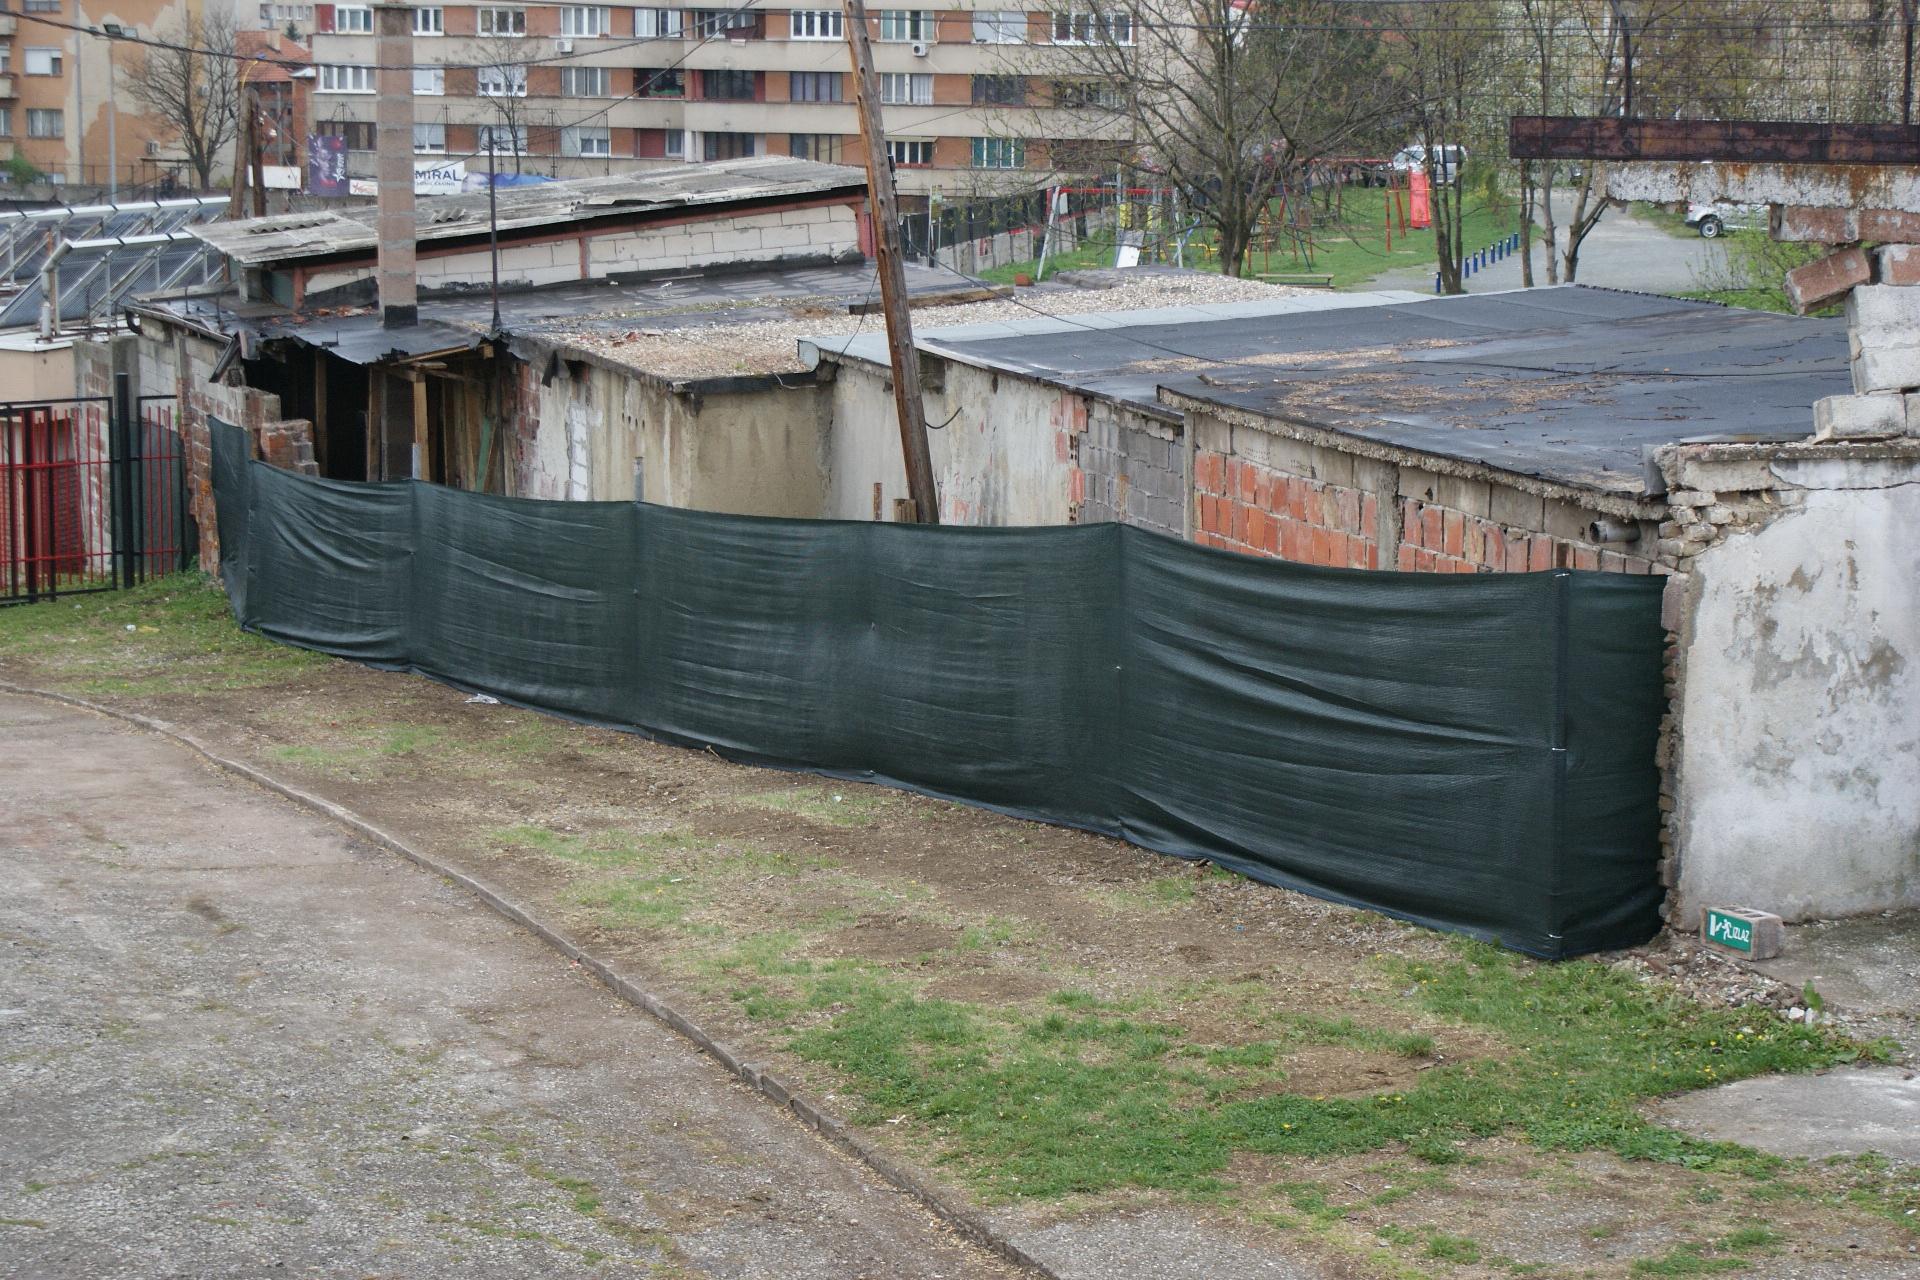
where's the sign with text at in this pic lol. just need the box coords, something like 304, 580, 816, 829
344, 161, 469, 199
1704, 908, 1754, 952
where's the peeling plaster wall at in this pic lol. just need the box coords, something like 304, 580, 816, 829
825, 357, 1086, 525
515, 351, 829, 514
1674, 466, 1920, 923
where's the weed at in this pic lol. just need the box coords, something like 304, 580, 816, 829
1424, 1232, 1482, 1263
736, 785, 892, 828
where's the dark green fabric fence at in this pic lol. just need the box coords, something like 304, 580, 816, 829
211, 418, 1666, 958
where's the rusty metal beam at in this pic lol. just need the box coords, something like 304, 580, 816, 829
1510, 116, 1920, 166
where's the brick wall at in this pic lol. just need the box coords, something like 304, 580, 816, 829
1186, 412, 1661, 578
1193, 449, 1377, 568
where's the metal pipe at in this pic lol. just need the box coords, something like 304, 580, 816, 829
1588, 517, 1641, 544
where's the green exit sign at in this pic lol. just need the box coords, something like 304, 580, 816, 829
1705, 908, 1754, 952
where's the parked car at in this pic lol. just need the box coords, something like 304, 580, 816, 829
1389, 144, 1467, 185
1684, 201, 1765, 238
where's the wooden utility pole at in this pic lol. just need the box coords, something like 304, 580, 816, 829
247, 86, 267, 217
842, 0, 939, 523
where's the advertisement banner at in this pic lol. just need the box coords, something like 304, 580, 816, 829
305, 135, 349, 197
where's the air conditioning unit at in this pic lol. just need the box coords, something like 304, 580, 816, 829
911, 40, 929, 56
555, 38, 573, 52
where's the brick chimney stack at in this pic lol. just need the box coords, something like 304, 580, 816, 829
374, 2, 416, 328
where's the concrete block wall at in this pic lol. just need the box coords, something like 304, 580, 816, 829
302, 202, 861, 298
1074, 402, 1184, 538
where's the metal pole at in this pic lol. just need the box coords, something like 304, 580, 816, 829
112, 374, 135, 590
106, 36, 118, 202
488, 143, 501, 332
841, 0, 938, 523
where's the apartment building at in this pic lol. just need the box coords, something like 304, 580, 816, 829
0, 0, 187, 191
297, 1, 1130, 194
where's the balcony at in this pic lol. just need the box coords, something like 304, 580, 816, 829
0, 16, 16, 35
0, 77, 15, 99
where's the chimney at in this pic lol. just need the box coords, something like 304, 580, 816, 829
374, 2, 416, 328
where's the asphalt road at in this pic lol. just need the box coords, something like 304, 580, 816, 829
0, 694, 1015, 1280
1367, 193, 1729, 297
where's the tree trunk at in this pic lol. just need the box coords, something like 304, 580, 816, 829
1518, 161, 1536, 289
1541, 171, 1560, 285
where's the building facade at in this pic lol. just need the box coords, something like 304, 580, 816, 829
296, 1, 1128, 194
0, 0, 196, 193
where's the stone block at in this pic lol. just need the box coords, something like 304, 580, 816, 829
1489, 484, 1545, 530
1845, 283, 1920, 332
1701, 906, 1785, 960
1851, 344, 1920, 394
1785, 247, 1871, 313
1813, 393, 1907, 441
1859, 207, 1920, 244
1771, 204, 1854, 243
1875, 244, 1920, 287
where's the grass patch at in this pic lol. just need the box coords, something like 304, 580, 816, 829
735, 785, 894, 828
1631, 1226, 1780, 1275
978, 186, 1524, 290
1099, 875, 1198, 911
0, 573, 324, 695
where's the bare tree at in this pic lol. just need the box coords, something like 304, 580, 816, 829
1036, 0, 1396, 277
464, 34, 542, 175
123, 9, 242, 190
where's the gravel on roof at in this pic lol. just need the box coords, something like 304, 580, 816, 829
543, 273, 1308, 379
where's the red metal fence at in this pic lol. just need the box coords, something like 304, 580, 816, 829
0, 387, 186, 605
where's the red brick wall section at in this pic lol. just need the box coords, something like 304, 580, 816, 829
1193, 448, 1377, 569
1397, 496, 1653, 574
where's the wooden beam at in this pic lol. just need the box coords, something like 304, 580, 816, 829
413, 376, 429, 481
1510, 116, 1920, 165
843, 0, 939, 524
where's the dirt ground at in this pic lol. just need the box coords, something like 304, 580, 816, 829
3, 582, 1918, 1280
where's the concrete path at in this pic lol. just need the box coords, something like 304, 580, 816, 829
0, 694, 1016, 1280
1652, 1067, 1920, 1165
1366, 192, 1728, 298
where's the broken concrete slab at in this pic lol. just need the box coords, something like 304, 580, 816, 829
1652, 1067, 1920, 1164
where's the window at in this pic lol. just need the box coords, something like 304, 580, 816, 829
340, 120, 377, 149
0, 48, 12, 74
788, 8, 841, 39
479, 123, 528, 153
690, 8, 754, 36
560, 6, 610, 36
0, 109, 12, 138
413, 6, 444, 35
23, 47, 61, 76
789, 71, 841, 103
477, 6, 525, 36
971, 74, 1025, 105
887, 138, 933, 166
789, 133, 841, 163
317, 63, 376, 92
972, 11, 1024, 43
561, 66, 610, 96
413, 66, 445, 94
1054, 79, 1121, 109
637, 67, 684, 96
22, 0, 61, 11
700, 68, 756, 100
664, 129, 684, 157
333, 5, 372, 32
413, 122, 447, 152
1053, 10, 1132, 44
260, 4, 316, 27
971, 136, 1025, 168
877, 10, 931, 42
879, 72, 931, 105
702, 131, 756, 160
563, 125, 612, 156
635, 7, 682, 36
477, 62, 528, 95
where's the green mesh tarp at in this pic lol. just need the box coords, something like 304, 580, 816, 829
212, 418, 1665, 957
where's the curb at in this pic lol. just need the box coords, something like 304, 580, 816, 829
2, 681, 1059, 1279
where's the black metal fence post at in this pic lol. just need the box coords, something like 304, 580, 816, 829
111, 373, 135, 590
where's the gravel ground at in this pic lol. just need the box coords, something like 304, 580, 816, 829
549, 272, 1307, 378
0, 694, 1018, 1280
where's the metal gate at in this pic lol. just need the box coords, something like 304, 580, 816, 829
0, 376, 187, 605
